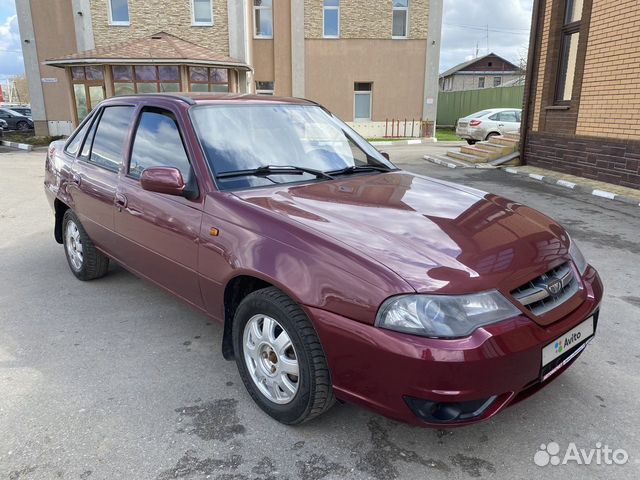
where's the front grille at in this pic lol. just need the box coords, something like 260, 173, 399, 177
511, 262, 579, 316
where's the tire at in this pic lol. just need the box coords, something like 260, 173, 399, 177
233, 287, 335, 425
62, 210, 109, 281
16, 121, 30, 131
485, 132, 500, 141
466, 139, 477, 145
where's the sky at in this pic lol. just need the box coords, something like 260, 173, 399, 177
440, 0, 534, 72
0, 0, 22, 83
0, 0, 533, 82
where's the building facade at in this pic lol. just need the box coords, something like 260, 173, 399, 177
522, 0, 640, 189
439, 53, 522, 92
17, 0, 443, 138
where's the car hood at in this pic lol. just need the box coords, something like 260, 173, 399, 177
233, 171, 570, 294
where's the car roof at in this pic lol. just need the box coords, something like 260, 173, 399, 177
481, 108, 521, 113
101, 92, 317, 107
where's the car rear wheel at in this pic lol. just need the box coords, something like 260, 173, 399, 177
233, 287, 335, 424
62, 210, 109, 281
466, 139, 477, 145
16, 121, 30, 131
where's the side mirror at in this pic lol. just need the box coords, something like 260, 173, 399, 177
380, 151, 390, 161
140, 167, 186, 197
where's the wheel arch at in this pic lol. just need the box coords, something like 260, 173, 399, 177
221, 274, 275, 360
54, 198, 70, 244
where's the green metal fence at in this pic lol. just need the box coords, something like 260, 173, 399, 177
437, 86, 525, 127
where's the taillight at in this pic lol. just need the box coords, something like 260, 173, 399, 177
469, 119, 482, 127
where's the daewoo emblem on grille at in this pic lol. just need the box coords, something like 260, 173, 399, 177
545, 278, 563, 295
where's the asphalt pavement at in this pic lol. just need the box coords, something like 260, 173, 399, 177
1, 145, 639, 479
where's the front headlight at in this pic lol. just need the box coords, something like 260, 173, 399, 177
375, 290, 521, 339
568, 236, 588, 275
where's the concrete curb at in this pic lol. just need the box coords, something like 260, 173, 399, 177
1, 140, 34, 151
370, 138, 437, 146
503, 167, 640, 207
423, 155, 462, 169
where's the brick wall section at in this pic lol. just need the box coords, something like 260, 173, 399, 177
531, 0, 551, 132
90, 0, 230, 55
526, 132, 640, 189
304, 0, 428, 39
576, 0, 640, 140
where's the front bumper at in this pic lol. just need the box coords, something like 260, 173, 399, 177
307, 266, 603, 427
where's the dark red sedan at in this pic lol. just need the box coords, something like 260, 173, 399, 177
44, 93, 602, 427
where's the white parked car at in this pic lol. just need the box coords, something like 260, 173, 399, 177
456, 108, 522, 145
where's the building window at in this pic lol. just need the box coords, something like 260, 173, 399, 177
392, 0, 409, 38
190, 67, 229, 92
323, 0, 340, 38
71, 66, 106, 122
478, 77, 485, 88
112, 65, 181, 96
354, 82, 372, 121
108, 0, 130, 25
256, 81, 274, 95
192, 0, 213, 26
254, 0, 273, 38
493, 76, 502, 87
556, 0, 583, 102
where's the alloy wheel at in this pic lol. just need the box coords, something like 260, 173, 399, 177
242, 314, 300, 404
65, 220, 84, 271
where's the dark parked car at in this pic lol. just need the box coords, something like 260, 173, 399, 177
0, 108, 34, 131
9, 106, 32, 118
44, 93, 602, 427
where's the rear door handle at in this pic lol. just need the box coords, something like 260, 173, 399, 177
115, 193, 128, 211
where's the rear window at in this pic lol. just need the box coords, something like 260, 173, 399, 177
65, 118, 93, 156
468, 110, 492, 118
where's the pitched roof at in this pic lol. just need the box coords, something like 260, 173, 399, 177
439, 52, 518, 78
45, 32, 250, 70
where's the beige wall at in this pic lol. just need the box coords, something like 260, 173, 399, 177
576, 0, 640, 140
531, 0, 552, 132
31, 0, 78, 130
90, 0, 229, 54
273, 0, 292, 96
252, 39, 275, 84
305, 39, 426, 121
304, 0, 428, 39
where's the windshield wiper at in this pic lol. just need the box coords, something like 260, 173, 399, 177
216, 165, 335, 181
326, 165, 393, 176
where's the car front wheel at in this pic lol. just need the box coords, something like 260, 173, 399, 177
62, 210, 109, 281
233, 287, 335, 424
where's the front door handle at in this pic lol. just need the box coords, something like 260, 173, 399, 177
115, 193, 128, 211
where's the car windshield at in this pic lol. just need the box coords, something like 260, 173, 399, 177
190, 104, 396, 190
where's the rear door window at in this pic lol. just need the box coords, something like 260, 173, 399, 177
128, 108, 191, 180
88, 105, 135, 172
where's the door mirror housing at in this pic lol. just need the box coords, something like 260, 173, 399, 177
140, 167, 187, 197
